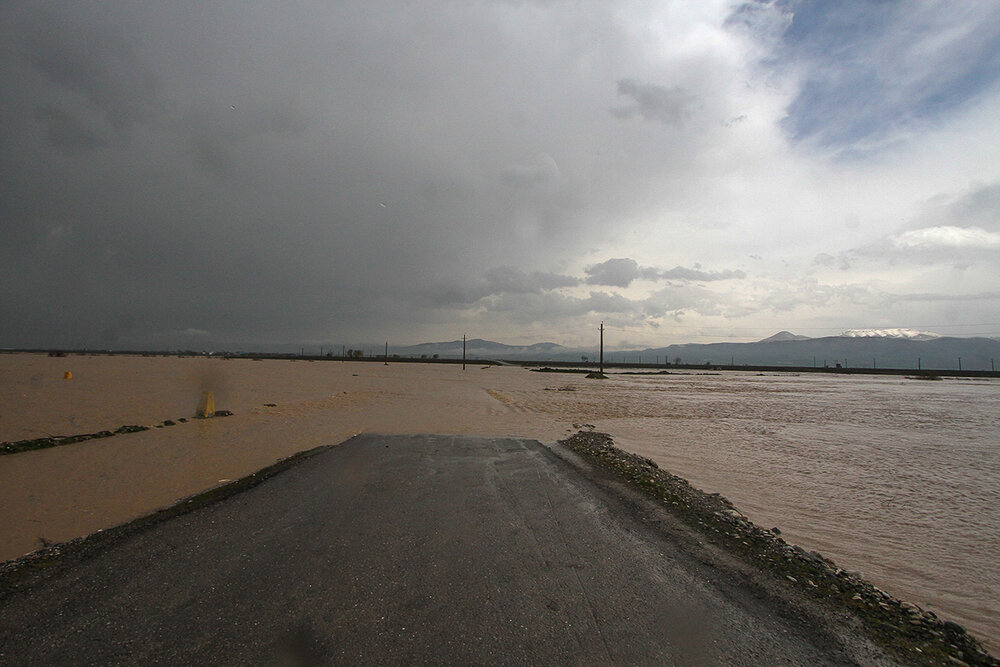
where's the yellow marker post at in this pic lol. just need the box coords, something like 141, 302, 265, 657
197, 390, 215, 418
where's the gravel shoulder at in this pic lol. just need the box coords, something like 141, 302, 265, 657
555, 430, 997, 666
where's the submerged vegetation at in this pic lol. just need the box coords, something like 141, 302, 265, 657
0, 411, 233, 456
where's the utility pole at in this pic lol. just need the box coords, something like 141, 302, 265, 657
599, 322, 604, 376
384, 341, 388, 366
462, 334, 466, 371
958, 357, 962, 371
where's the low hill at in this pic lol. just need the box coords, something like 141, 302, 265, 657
641, 336, 1000, 371
758, 331, 811, 343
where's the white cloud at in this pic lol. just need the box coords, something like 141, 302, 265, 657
891, 226, 1000, 250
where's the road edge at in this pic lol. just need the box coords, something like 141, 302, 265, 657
556, 430, 997, 667
0, 438, 354, 596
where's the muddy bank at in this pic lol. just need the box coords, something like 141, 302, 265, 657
559, 430, 997, 667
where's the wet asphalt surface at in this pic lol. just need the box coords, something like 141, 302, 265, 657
0, 434, 877, 665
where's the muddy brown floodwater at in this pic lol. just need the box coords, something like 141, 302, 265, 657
1, 354, 997, 651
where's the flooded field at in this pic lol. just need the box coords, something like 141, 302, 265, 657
495, 369, 1000, 651
1, 354, 997, 649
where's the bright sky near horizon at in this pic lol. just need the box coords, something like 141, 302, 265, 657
2, 1, 999, 349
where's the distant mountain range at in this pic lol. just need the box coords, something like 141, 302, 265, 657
393, 339, 565, 359
638, 332, 998, 371
394, 331, 1000, 371
759, 328, 940, 342
837, 328, 941, 341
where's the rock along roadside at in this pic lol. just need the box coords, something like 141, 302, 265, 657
558, 430, 997, 667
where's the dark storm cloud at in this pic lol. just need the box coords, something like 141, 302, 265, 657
3, 1, 998, 348
421, 267, 580, 308
484, 267, 579, 294
612, 79, 696, 126
6, 0, 706, 348
584, 258, 647, 287
585, 258, 746, 287
483, 290, 640, 325
500, 154, 561, 189
31, 105, 105, 155
21, 7, 161, 131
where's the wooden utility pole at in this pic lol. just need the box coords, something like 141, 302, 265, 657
462, 334, 466, 370
599, 322, 604, 375
384, 341, 389, 366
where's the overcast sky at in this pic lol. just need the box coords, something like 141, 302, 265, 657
3, 0, 999, 350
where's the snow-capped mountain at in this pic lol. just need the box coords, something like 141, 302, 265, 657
840, 329, 940, 341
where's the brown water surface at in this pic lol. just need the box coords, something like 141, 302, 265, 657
491, 369, 1000, 650
1, 354, 996, 650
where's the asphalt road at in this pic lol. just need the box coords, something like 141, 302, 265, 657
0, 435, 888, 665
